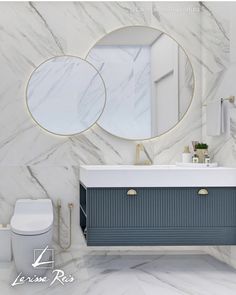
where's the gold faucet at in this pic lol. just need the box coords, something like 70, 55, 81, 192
135, 143, 153, 165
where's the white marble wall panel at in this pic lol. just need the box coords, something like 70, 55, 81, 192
0, 1, 203, 168
2, 1, 230, 259
230, 3, 236, 63
0, 2, 155, 166
201, 2, 236, 268
0, 1, 202, 247
178, 47, 194, 119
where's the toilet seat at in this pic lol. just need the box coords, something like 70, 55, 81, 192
11, 214, 53, 235
10, 199, 53, 236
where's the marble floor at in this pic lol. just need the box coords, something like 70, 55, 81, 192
1, 251, 236, 295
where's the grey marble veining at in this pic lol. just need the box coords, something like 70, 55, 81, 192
200, 2, 236, 268
27, 56, 105, 135
0, 1, 202, 167
1, 252, 236, 295
0, 0, 235, 274
0, 0, 204, 263
87, 45, 152, 139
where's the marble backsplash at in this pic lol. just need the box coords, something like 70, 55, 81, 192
0, 1, 202, 167
0, 1, 235, 267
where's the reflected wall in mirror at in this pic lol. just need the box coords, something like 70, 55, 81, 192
87, 26, 194, 140
26, 56, 106, 135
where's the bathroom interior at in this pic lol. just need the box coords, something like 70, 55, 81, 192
1, 1, 236, 294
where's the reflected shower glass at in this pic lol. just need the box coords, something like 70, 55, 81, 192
86, 26, 194, 140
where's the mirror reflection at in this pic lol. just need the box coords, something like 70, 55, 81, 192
87, 26, 194, 140
26, 56, 106, 135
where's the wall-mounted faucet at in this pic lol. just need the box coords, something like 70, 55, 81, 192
135, 143, 153, 165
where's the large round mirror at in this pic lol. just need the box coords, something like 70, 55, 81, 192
26, 56, 106, 135
87, 26, 194, 140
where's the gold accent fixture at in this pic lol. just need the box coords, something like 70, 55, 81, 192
127, 189, 137, 196
135, 143, 153, 165
228, 96, 235, 103
198, 188, 208, 196
57, 200, 74, 250
203, 96, 235, 107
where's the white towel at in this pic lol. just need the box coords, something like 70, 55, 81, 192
206, 99, 224, 136
222, 101, 234, 137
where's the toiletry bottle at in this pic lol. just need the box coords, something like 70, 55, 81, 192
182, 146, 192, 163
192, 153, 199, 163
204, 151, 211, 164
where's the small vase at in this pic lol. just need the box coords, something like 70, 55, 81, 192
196, 149, 207, 163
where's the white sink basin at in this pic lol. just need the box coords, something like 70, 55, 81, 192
80, 165, 236, 187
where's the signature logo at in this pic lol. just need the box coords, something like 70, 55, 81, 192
32, 246, 54, 269
11, 246, 74, 287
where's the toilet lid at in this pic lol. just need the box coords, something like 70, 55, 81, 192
11, 214, 53, 235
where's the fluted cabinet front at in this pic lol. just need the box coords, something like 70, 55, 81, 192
80, 184, 236, 246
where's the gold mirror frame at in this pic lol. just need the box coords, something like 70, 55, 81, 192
86, 25, 195, 141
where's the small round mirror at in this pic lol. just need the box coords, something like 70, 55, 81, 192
26, 56, 106, 135
87, 26, 194, 140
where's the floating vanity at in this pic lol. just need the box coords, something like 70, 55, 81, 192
80, 165, 236, 246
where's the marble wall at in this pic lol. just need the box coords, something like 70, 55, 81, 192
1, 1, 234, 263
0, 1, 202, 249
200, 1, 236, 268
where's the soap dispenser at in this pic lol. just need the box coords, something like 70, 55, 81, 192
204, 151, 211, 164
192, 153, 199, 163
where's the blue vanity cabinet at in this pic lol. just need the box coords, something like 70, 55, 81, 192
79, 184, 236, 246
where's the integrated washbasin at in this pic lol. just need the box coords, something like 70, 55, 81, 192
80, 165, 236, 188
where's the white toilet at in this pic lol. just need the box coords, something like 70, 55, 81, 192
11, 199, 53, 275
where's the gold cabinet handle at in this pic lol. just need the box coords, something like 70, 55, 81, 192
198, 188, 208, 196
127, 189, 137, 196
